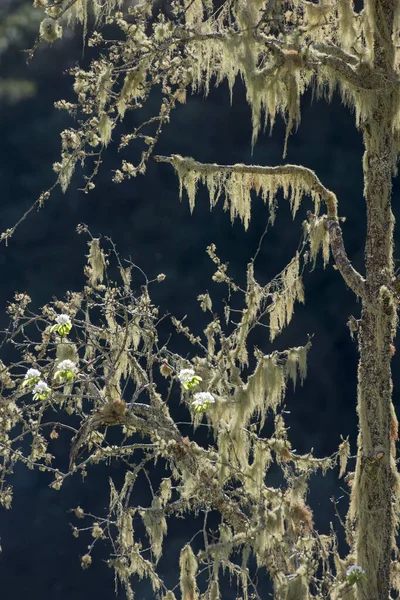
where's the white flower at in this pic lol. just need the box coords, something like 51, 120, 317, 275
51, 314, 72, 336
346, 565, 366, 584
22, 368, 41, 388
178, 368, 202, 390
25, 368, 40, 380
33, 381, 50, 393
56, 360, 77, 372
346, 566, 365, 576
33, 380, 51, 400
178, 369, 196, 384
56, 314, 71, 326
191, 392, 215, 413
55, 360, 78, 382
192, 391, 215, 405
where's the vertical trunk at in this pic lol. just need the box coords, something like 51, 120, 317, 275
349, 0, 399, 591
347, 2, 399, 597
351, 120, 398, 599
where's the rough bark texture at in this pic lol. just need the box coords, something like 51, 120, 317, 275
349, 1, 399, 597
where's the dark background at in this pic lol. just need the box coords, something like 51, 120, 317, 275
0, 2, 398, 598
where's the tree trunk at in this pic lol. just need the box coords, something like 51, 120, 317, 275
351, 160, 398, 599
346, 2, 400, 596
350, 32, 399, 600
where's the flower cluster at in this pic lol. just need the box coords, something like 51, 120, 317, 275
54, 360, 78, 382
22, 367, 51, 401
22, 368, 41, 388
191, 392, 215, 414
22, 357, 78, 403
178, 369, 202, 391
178, 369, 215, 413
32, 380, 51, 401
346, 565, 366, 585
51, 314, 72, 336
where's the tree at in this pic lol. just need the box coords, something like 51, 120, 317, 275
1, 0, 399, 598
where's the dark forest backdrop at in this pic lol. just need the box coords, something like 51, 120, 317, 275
1, 1, 398, 598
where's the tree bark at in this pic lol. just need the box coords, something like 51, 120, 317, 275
349, 2, 399, 596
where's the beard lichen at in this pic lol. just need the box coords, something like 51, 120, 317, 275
140, 496, 167, 563
269, 253, 305, 341
87, 238, 105, 287
179, 544, 199, 600
170, 155, 324, 230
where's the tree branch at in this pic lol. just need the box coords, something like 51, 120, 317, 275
307, 50, 372, 90
69, 399, 249, 532
309, 42, 359, 66
254, 32, 397, 91
155, 154, 365, 297
325, 218, 365, 297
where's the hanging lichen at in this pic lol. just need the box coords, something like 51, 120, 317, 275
269, 253, 305, 341
87, 238, 105, 287
170, 155, 323, 231
245, 438, 272, 497
308, 215, 330, 268
284, 345, 309, 390
99, 113, 112, 146
179, 544, 199, 600
338, 437, 350, 479
118, 68, 146, 118
140, 497, 167, 563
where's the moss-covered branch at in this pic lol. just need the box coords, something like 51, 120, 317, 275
155, 154, 365, 297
